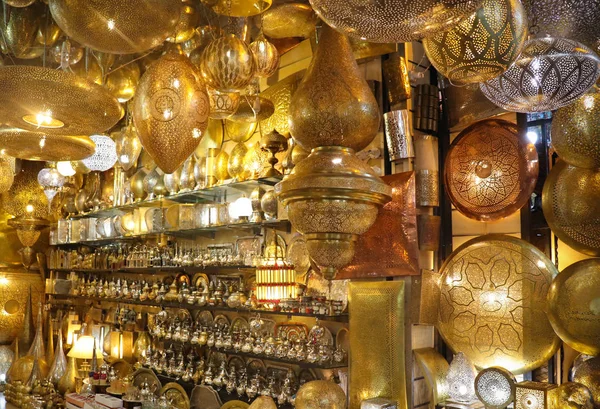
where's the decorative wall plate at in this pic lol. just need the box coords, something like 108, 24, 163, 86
213, 314, 230, 328
437, 234, 560, 374
247, 359, 266, 377
231, 317, 249, 333
132, 368, 162, 394
160, 382, 190, 409
110, 359, 133, 378
220, 401, 249, 409
227, 356, 245, 372
274, 322, 309, 341
191, 273, 209, 290
197, 311, 214, 327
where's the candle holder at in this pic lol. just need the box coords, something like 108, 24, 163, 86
260, 130, 288, 178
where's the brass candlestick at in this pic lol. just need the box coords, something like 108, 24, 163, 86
260, 130, 288, 178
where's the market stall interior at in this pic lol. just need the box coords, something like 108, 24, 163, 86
0, 0, 597, 409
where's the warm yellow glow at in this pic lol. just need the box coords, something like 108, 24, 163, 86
25, 204, 34, 214
68, 335, 101, 359
22, 110, 64, 129
0, 276, 8, 285
107, 19, 116, 30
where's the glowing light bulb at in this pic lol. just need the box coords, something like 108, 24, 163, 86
56, 161, 76, 177
107, 19, 115, 30
25, 204, 34, 214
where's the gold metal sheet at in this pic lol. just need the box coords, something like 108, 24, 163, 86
337, 172, 419, 279
262, 3, 317, 39
260, 71, 302, 136
349, 281, 408, 409
413, 348, 450, 405
0, 128, 95, 161
437, 234, 561, 374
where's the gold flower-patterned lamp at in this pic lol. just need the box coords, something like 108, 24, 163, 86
423, 0, 528, 85
260, 130, 287, 178
48, 0, 180, 54
308, 0, 482, 43
0, 65, 122, 135
444, 119, 539, 221
437, 234, 560, 374
475, 367, 516, 409
7, 203, 49, 269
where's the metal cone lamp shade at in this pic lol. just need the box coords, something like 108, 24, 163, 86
0, 66, 123, 135
82, 135, 117, 172
480, 37, 600, 112
0, 128, 96, 162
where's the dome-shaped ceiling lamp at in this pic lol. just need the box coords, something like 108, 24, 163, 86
308, 0, 483, 43
82, 135, 117, 172
480, 37, 600, 112
0, 66, 123, 135
0, 128, 96, 162
444, 119, 539, 221
423, 0, 528, 85
48, 0, 181, 54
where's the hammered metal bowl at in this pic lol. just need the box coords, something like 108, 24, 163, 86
0, 65, 123, 135
48, 0, 180, 54
542, 160, 600, 255
547, 258, 600, 356
444, 119, 539, 221
552, 87, 600, 168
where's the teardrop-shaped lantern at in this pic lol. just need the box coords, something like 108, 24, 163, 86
446, 352, 478, 403
228, 142, 248, 180
289, 25, 380, 152
115, 123, 143, 171
249, 35, 280, 78
200, 34, 256, 92
133, 52, 210, 174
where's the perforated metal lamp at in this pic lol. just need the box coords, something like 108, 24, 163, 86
82, 135, 118, 172
7, 203, 49, 269
37, 162, 66, 205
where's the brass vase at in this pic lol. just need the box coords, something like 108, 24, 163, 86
18, 287, 35, 355
133, 52, 210, 174
57, 356, 78, 395
47, 327, 66, 386
289, 25, 380, 152
27, 303, 44, 360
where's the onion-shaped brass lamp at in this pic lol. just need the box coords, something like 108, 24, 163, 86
7, 204, 49, 269
37, 163, 65, 205
249, 35, 280, 78
444, 119, 539, 221
0, 66, 123, 135
423, 0, 528, 85
480, 37, 600, 112
48, 0, 180, 54
308, 0, 482, 43
276, 146, 392, 279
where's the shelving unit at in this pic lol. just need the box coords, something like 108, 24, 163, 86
45, 293, 349, 323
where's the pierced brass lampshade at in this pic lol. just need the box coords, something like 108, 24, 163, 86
480, 37, 600, 112
289, 25, 380, 152
475, 367, 516, 409
542, 160, 600, 256
552, 87, 600, 169
249, 35, 280, 78
115, 123, 143, 171
423, 0, 528, 85
133, 52, 210, 174
572, 357, 600, 407
211, 0, 272, 17
225, 120, 256, 143
207, 89, 241, 119
276, 146, 392, 278
7, 207, 49, 268
437, 235, 560, 374
0, 128, 95, 162
0, 66, 123, 135
547, 259, 600, 356
0, 155, 14, 194
308, 0, 482, 43
200, 34, 256, 92
444, 119, 539, 221
1, 3, 43, 59
262, 3, 318, 39
48, 0, 180, 54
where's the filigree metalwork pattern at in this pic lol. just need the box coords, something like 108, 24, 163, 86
437, 235, 560, 374
260, 72, 301, 136
475, 367, 516, 409
415, 170, 439, 207
309, 0, 482, 43
384, 110, 414, 161
445, 119, 538, 221
424, 0, 528, 85
480, 37, 600, 112
542, 160, 600, 255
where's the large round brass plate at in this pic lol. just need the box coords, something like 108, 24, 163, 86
437, 234, 560, 374
444, 119, 539, 221
4, 300, 19, 315
48, 0, 180, 54
0, 128, 95, 161
159, 382, 190, 409
0, 66, 123, 135
542, 160, 600, 255
547, 258, 600, 356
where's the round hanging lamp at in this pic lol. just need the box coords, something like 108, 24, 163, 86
444, 119, 538, 221
0, 66, 123, 135
115, 123, 142, 171
542, 160, 600, 256
262, 3, 318, 39
199, 34, 256, 92
480, 37, 600, 112
249, 35, 280, 78
37, 163, 66, 204
308, 0, 482, 43
474, 367, 516, 409
48, 0, 180, 54
551, 87, 600, 168
437, 234, 560, 374
423, 0, 528, 85
82, 135, 117, 172
0, 128, 96, 162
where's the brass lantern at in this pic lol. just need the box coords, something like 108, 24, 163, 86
7, 205, 49, 268
423, 0, 528, 85
199, 34, 256, 92
276, 147, 392, 279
